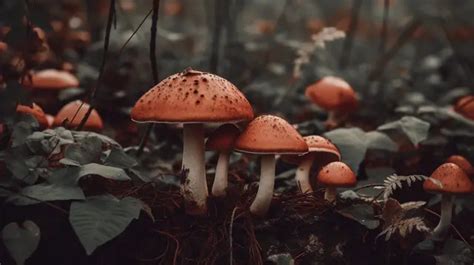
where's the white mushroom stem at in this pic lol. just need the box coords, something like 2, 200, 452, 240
211, 151, 230, 197
324, 187, 337, 202
250, 155, 276, 216
432, 194, 454, 240
295, 157, 314, 193
182, 123, 208, 214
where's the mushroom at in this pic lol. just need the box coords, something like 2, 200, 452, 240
16, 103, 49, 129
206, 124, 241, 197
281, 135, 341, 193
22, 69, 79, 113
317, 161, 356, 202
53, 100, 103, 131
454, 95, 474, 120
45, 114, 55, 128
305, 76, 357, 129
446, 155, 473, 176
423, 163, 473, 240
234, 115, 308, 216
131, 68, 253, 214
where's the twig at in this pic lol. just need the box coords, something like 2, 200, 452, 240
339, 0, 363, 69
0, 186, 68, 215
368, 18, 421, 81
118, 8, 153, 56
209, 0, 225, 73
136, 0, 160, 157
155, 230, 180, 265
76, 0, 116, 131
378, 0, 390, 55
229, 207, 239, 265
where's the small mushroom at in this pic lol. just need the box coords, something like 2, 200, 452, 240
454, 95, 474, 120
23, 69, 79, 90
281, 135, 341, 193
423, 163, 473, 240
206, 124, 241, 197
234, 115, 308, 216
53, 100, 103, 131
16, 103, 49, 129
317, 161, 356, 202
305, 76, 357, 129
446, 155, 473, 176
131, 68, 254, 215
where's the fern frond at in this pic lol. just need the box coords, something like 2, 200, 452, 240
383, 174, 428, 201
378, 217, 430, 241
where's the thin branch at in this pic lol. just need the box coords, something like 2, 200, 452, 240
368, 18, 421, 81
424, 208, 473, 249
136, 0, 160, 157
229, 207, 239, 265
339, 0, 363, 69
118, 8, 153, 56
76, 0, 116, 131
209, 0, 225, 73
378, 0, 390, 55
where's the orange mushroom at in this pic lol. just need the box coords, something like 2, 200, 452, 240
23, 69, 79, 90
53, 100, 103, 131
446, 155, 473, 176
131, 68, 254, 214
317, 161, 357, 202
423, 163, 473, 240
282, 135, 341, 193
206, 124, 241, 197
16, 103, 49, 129
305, 76, 357, 129
454, 95, 474, 120
235, 115, 308, 216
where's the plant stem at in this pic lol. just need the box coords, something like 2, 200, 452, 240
432, 194, 453, 240
211, 151, 230, 197
250, 155, 276, 216
182, 123, 208, 214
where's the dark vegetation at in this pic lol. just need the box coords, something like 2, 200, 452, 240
1, 0, 474, 264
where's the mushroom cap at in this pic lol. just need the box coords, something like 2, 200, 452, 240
23, 69, 79, 90
317, 161, 357, 187
305, 76, 357, 112
45, 114, 55, 128
446, 155, 473, 175
53, 100, 103, 131
131, 68, 254, 123
234, 115, 308, 155
16, 103, 49, 129
454, 95, 474, 120
423, 163, 473, 194
281, 135, 341, 165
206, 124, 241, 152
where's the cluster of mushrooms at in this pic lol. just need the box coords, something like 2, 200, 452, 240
14, 67, 474, 241
130, 68, 358, 216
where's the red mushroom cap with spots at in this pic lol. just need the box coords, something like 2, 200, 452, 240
206, 124, 241, 152
317, 161, 356, 187
53, 100, 103, 131
130, 68, 254, 123
305, 76, 357, 112
446, 155, 473, 175
234, 115, 308, 155
16, 103, 49, 129
454, 95, 474, 120
23, 69, 79, 90
282, 135, 341, 165
423, 163, 473, 194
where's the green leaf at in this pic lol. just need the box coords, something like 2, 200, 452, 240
337, 204, 380, 229
324, 128, 367, 172
64, 136, 103, 165
69, 195, 142, 255
2, 220, 40, 265
11, 121, 34, 147
365, 131, 398, 152
435, 239, 474, 264
267, 253, 295, 265
377, 116, 430, 146
7, 183, 85, 205
103, 147, 137, 168
77, 163, 130, 181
